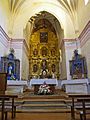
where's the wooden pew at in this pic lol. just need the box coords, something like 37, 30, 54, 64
0, 97, 10, 120
76, 98, 90, 120
0, 94, 18, 120
0, 94, 18, 119
68, 94, 90, 120
0, 73, 18, 119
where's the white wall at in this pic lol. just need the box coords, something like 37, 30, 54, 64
0, 26, 9, 58
0, 26, 29, 80
64, 39, 81, 80
77, 0, 90, 36
79, 21, 90, 78
21, 44, 29, 80
60, 41, 67, 79
0, 3, 8, 34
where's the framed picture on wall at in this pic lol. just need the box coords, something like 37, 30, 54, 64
40, 32, 48, 43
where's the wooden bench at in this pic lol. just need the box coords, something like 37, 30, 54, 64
76, 98, 90, 120
0, 97, 10, 120
68, 94, 90, 120
0, 94, 18, 120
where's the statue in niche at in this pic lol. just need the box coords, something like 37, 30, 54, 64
8, 63, 13, 75
51, 64, 56, 73
41, 60, 47, 70
72, 49, 82, 60
69, 49, 87, 79
0, 48, 20, 80
33, 49, 38, 57
33, 64, 38, 73
51, 48, 55, 57
40, 70, 47, 79
41, 47, 48, 57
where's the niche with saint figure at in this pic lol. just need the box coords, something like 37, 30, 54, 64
0, 49, 20, 80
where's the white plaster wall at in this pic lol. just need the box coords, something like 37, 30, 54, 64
21, 47, 29, 80
64, 40, 81, 80
0, 3, 8, 34
77, 0, 90, 35
79, 22, 90, 78
0, 25, 29, 80
81, 41, 90, 78
60, 42, 67, 79
0, 26, 9, 58
11, 40, 23, 80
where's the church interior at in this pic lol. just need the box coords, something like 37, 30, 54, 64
0, 0, 90, 120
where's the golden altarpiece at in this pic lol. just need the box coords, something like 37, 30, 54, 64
29, 28, 60, 79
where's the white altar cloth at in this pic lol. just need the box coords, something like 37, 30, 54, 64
30, 79, 58, 86
7, 80, 27, 86
61, 79, 90, 94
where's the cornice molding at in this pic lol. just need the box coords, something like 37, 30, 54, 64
79, 21, 90, 40
63, 38, 76, 42
60, 38, 76, 48
0, 26, 9, 47
0, 26, 10, 41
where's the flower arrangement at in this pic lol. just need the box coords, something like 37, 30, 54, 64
38, 81, 51, 95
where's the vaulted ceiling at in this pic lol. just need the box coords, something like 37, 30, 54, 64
0, 0, 87, 39
7, 0, 78, 16
7, 0, 79, 24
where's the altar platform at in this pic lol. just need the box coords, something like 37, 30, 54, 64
61, 79, 90, 94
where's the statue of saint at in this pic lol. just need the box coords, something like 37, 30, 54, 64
8, 64, 13, 75
70, 49, 87, 79
42, 60, 47, 70
73, 49, 82, 60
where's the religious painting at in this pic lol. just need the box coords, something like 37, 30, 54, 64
33, 49, 38, 57
51, 48, 55, 57
40, 32, 48, 43
41, 60, 47, 70
41, 47, 48, 57
33, 64, 38, 73
69, 49, 87, 79
51, 64, 56, 73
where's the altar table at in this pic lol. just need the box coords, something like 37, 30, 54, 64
7, 80, 27, 94
30, 79, 58, 94
61, 79, 90, 94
